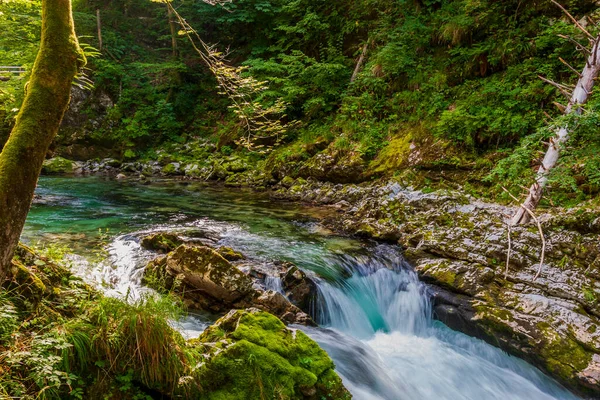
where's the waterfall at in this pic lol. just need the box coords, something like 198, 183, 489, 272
303, 248, 579, 400
316, 268, 430, 338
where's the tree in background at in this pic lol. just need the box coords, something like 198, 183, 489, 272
0, 0, 84, 278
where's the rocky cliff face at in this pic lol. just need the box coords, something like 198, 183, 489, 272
273, 178, 600, 397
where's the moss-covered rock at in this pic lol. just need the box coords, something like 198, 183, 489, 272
217, 246, 245, 261
369, 132, 413, 174
165, 245, 254, 304
298, 147, 365, 184
161, 162, 181, 176
141, 232, 184, 253
192, 309, 351, 400
41, 157, 74, 174
281, 175, 296, 188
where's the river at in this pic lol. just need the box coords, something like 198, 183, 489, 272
23, 176, 579, 400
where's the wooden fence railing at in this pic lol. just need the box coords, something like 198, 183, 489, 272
0, 66, 25, 73
0, 66, 26, 81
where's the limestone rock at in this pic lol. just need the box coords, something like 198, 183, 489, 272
140, 232, 184, 253
298, 147, 365, 184
165, 245, 254, 304
282, 264, 318, 314
216, 246, 245, 261
251, 290, 314, 326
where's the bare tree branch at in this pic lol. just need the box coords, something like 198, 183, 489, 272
164, 1, 298, 151
559, 57, 583, 77
550, 0, 595, 41
503, 188, 546, 280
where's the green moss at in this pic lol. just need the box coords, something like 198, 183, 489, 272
10, 259, 47, 295
538, 330, 592, 382
370, 132, 413, 173
582, 287, 598, 304
281, 175, 296, 188
140, 232, 183, 253
473, 304, 518, 338
41, 157, 74, 174
217, 246, 245, 261
428, 265, 457, 287
195, 310, 351, 400
161, 162, 178, 175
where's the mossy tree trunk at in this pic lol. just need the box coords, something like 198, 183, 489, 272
0, 0, 84, 279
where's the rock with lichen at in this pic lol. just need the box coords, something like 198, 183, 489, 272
297, 146, 365, 184
144, 245, 315, 325
140, 232, 184, 253
216, 246, 245, 261
165, 245, 254, 304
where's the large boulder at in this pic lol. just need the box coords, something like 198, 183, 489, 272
298, 148, 365, 184
191, 309, 351, 400
145, 245, 315, 325
165, 245, 254, 304
42, 157, 74, 174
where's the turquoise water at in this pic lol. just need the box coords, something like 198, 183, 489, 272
25, 176, 359, 279
24, 176, 580, 400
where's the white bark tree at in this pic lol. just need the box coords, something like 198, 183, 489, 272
512, 6, 600, 225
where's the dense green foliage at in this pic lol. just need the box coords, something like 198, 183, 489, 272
2, 0, 600, 205
0, 245, 194, 399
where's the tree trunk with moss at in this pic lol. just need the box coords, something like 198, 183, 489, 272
0, 0, 83, 279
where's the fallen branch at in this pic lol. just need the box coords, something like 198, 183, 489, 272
504, 187, 546, 280
558, 34, 592, 55
550, 0, 595, 41
559, 57, 583, 77
505, 219, 512, 279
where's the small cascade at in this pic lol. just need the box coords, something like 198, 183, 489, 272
264, 275, 285, 294
315, 256, 430, 337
